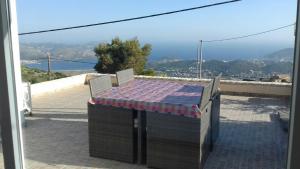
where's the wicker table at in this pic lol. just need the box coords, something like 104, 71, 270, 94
88, 79, 217, 168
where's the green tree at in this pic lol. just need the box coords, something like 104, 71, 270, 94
94, 37, 152, 74
141, 69, 156, 76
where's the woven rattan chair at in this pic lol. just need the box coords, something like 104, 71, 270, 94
88, 75, 137, 163
146, 102, 212, 169
116, 68, 134, 86
210, 73, 222, 150
211, 73, 222, 97
146, 82, 214, 169
89, 75, 112, 98
88, 103, 137, 163
199, 80, 214, 111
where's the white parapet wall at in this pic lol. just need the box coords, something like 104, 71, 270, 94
30, 74, 87, 97
32, 73, 292, 98
219, 79, 291, 97
86, 73, 291, 97
134, 75, 292, 97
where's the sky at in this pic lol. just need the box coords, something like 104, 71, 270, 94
16, 0, 298, 60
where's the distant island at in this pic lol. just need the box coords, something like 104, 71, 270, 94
147, 48, 294, 81
147, 59, 292, 81
19, 43, 294, 62
20, 42, 294, 82
20, 42, 96, 60
261, 48, 294, 62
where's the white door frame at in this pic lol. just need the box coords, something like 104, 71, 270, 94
287, 1, 300, 169
0, 0, 300, 169
0, 0, 25, 168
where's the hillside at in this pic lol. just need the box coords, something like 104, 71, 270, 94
148, 59, 293, 76
261, 48, 294, 62
22, 66, 67, 84
20, 43, 96, 60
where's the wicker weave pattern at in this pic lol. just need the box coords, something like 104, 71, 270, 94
116, 68, 134, 86
209, 74, 222, 151
199, 80, 213, 110
89, 75, 112, 98
211, 73, 222, 96
199, 102, 212, 168
88, 103, 137, 163
210, 92, 221, 150
146, 101, 212, 169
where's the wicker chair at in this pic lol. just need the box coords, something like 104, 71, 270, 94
146, 81, 214, 169
88, 75, 137, 163
211, 73, 222, 97
116, 68, 134, 86
89, 75, 112, 98
88, 103, 137, 163
200, 80, 214, 110
210, 73, 222, 150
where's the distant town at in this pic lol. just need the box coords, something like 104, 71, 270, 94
147, 59, 293, 83
20, 42, 293, 83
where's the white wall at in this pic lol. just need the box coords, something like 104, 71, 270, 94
134, 75, 292, 97
32, 73, 292, 98
30, 74, 87, 97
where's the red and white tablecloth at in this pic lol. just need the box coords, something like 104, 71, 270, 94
90, 79, 204, 118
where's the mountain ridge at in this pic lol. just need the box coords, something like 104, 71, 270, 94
19, 42, 294, 63
260, 48, 294, 62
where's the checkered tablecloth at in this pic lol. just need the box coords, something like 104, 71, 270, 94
90, 79, 204, 118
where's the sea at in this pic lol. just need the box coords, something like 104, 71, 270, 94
22, 43, 287, 72
24, 58, 98, 72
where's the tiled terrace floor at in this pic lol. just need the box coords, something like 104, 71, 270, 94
0, 85, 288, 169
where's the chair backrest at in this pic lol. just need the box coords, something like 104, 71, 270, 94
211, 73, 222, 97
89, 75, 112, 98
116, 68, 134, 86
199, 80, 214, 111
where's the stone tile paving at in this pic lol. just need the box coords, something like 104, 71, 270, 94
0, 85, 288, 169
204, 95, 288, 169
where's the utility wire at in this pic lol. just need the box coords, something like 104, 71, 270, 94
25, 23, 295, 65
28, 23, 295, 65
18, 0, 241, 36
202, 23, 295, 43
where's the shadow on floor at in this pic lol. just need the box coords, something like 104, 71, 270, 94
221, 96, 289, 114
205, 114, 288, 169
23, 116, 142, 169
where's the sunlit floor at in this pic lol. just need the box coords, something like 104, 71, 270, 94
0, 85, 289, 169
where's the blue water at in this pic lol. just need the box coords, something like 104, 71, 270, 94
25, 58, 98, 71
149, 42, 288, 61
23, 43, 291, 71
